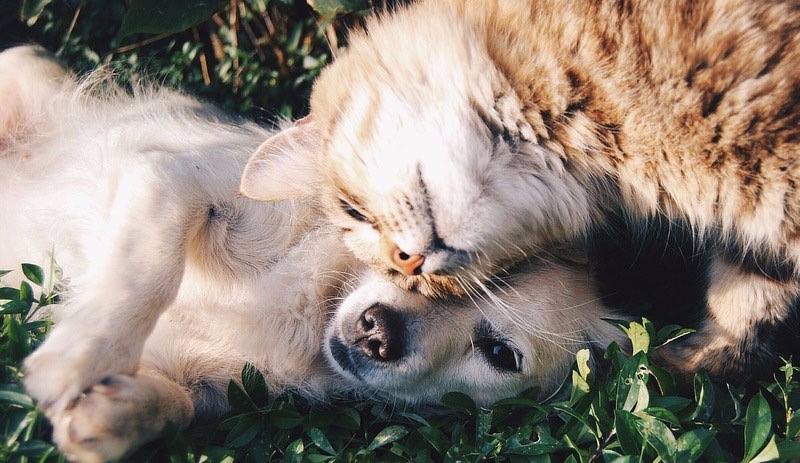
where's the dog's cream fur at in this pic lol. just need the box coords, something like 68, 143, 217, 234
2, 46, 622, 462
2, 45, 353, 462
324, 264, 622, 407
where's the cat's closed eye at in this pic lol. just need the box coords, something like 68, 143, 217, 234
339, 198, 371, 223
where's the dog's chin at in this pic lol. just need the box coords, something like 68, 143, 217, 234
322, 332, 431, 405
321, 336, 397, 402
324, 337, 363, 381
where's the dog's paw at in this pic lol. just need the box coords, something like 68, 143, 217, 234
48, 374, 190, 463
24, 327, 139, 413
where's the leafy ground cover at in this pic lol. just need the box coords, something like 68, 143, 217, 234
3, 263, 800, 462
3, 1, 800, 461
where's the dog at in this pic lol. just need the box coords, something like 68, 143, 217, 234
2, 45, 626, 462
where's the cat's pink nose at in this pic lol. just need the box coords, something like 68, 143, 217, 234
392, 247, 425, 275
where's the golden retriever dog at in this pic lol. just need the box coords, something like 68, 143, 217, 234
1, 46, 622, 462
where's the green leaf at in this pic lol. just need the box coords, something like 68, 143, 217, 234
268, 408, 304, 429
367, 425, 409, 451
14, 439, 59, 458
21, 263, 44, 287
0, 286, 20, 301
727, 382, 746, 423
787, 412, 800, 439
690, 370, 715, 421
19, 0, 52, 23
308, 427, 337, 456
749, 434, 780, 463
226, 380, 255, 412
241, 363, 269, 406
654, 324, 695, 348
576, 348, 592, 380
19, 280, 34, 304
441, 392, 476, 415
476, 408, 492, 439
0, 386, 35, 407
281, 438, 304, 463
675, 428, 716, 462
643, 407, 681, 428
776, 440, 800, 460
306, 455, 335, 463
338, 407, 361, 429
570, 368, 592, 404
648, 362, 677, 396
743, 393, 772, 462
307, 0, 368, 18
601, 449, 634, 463
444, 444, 481, 461
607, 318, 652, 354
1, 300, 30, 314
616, 352, 650, 412
649, 395, 692, 413
224, 416, 260, 448
553, 404, 600, 448
492, 396, 549, 416
633, 412, 677, 462
614, 410, 642, 456
3, 407, 37, 444
504, 432, 565, 456
625, 318, 652, 354
117, 0, 229, 40
416, 426, 450, 455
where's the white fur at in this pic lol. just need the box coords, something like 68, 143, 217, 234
1, 45, 352, 462
2, 46, 624, 462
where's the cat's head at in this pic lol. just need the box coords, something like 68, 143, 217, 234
241, 4, 588, 297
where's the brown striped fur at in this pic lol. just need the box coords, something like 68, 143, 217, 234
241, 0, 800, 380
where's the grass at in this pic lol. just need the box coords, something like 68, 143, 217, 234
3, 1, 800, 461
3, 263, 800, 462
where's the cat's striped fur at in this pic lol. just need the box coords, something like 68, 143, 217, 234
241, 0, 800, 380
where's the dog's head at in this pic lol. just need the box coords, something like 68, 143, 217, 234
323, 260, 625, 407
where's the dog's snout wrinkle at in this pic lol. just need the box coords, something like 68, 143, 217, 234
355, 305, 404, 362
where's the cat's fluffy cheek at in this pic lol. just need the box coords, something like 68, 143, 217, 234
339, 226, 384, 267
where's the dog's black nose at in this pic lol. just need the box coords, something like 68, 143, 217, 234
355, 304, 404, 361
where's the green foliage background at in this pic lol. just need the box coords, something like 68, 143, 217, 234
5, 264, 800, 462
1, 0, 380, 120
3, 1, 800, 461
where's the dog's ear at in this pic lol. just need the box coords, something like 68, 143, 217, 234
240, 116, 320, 201
0, 45, 71, 142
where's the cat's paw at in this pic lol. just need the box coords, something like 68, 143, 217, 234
48, 375, 186, 463
23, 327, 139, 414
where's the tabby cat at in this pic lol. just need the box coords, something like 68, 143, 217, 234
240, 0, 800, 379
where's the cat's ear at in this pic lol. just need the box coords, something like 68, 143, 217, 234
240, 116, 320, 201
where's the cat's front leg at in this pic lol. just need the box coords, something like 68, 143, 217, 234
48, 373, 194, 463
24, 173, 200, 413
656, 256, 800, 380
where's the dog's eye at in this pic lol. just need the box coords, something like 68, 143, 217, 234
478, 339, 523, 373
339, 199, 370, 223
474, 320, 522, 373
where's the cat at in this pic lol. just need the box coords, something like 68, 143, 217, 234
240, 0, 800, 381
2, 45, 624, 462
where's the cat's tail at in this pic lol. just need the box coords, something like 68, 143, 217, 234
0, 45, 73, 156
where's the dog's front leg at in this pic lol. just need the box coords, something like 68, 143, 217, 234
48, 371, 194, 463
24, 167, 200, 413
